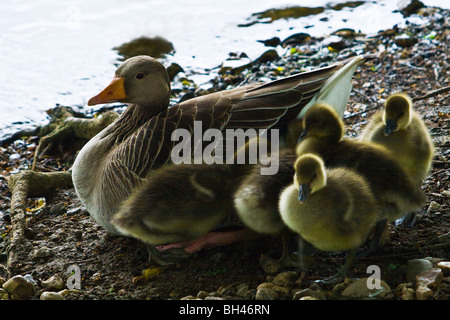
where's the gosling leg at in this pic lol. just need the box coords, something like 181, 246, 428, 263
315, 248, 357, 285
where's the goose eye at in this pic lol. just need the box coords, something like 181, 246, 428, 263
136, 73, 145, 79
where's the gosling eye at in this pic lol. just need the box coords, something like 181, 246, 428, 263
135, 73, 145, 80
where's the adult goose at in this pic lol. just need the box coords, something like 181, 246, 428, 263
72, 54, 373, 262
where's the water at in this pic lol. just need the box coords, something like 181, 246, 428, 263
0, 0, 448, 141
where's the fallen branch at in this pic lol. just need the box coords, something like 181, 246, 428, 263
413, 86, 450, 102
6, 170, 73, 273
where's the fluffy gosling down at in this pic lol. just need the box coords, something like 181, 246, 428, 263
295, 102, 426, 253
361, 93, 435, 226
111, 163, 255, 265
279, 153, 380, 283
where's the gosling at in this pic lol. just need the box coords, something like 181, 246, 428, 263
279, 153, 380, 283
233, 149, 298, 267
361, 93, 435, 226
296, 103, 426, 253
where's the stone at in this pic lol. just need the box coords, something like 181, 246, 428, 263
396, 283, 415, 300
2, 275, 36, 300
406, 259, 434, 282
272, 271, 298, 288
394, 34, 417, 47
415, 286, 433, 300
40, 291, 65, 300
255, 282, 290, 300
41, 275, 65, 291
341, 278, 392, 299
299, 296, 319, 300
255, 287, 278, 300
234, 283, 249, 297
437, 261, 450, 275
293, 287, 326, 300
416, 268, 443, 289
33, 246, 53, 259
0, 288, 9, 300
415, 268, 443, 300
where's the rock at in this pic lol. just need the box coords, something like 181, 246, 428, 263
114, 36, 174, 60
415, 268, 443, 300
257, 37, 281, 47
2, 275, 36, 300
41, 275, 65, 291
293, 287, 326, 300
234, 283, 250, 297
167, 63, 184, 81
255, 49, 279, 64
272, 271, 298, 288
281, 33, 311, 47
255, 282, 290, 300
406, 258, 434, 282
394, 34, 418, 47
255, 286, 278, 300
416, 285, 433, 300
341, 278, 392, 299
396, 283, 415, 300
416, 268, 443, 289
33, 246, 53, 259
437, 261, 450, 275
196, 290, 208, 299
40, 291, 65, 300
426, 201, 442, 213
0, 288, 9, 300
399, 0, 425, 17
299, 296, 319, 300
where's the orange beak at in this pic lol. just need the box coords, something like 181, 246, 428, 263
88, 76, 126, 106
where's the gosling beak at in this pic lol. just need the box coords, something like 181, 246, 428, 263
298, 129, 309, 143
88, 76, 126, 106
298, 184, 310, 202
384, 119, 397, 136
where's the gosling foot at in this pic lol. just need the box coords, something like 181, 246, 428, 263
395, 212, 417, 227
146, 244, 192, 265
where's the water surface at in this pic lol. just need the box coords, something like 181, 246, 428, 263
0, 0, 448, 140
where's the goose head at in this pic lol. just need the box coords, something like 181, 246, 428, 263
382, 93, 412, 135
294, 153, 327, 202
299, 103, 344, 143
88, 55, 171, 112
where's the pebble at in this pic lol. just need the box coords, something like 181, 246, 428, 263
33, 246, 54, 259
2, 275, 36, 300
405, 258, 434, 282
40, 291, 65, 300
293, 286, 326, 300
415, 268, 443, 300
341, 278, 393, 299
255, 282, 290, 300
396, 283, 415, 300
437, 261, 450, 275
426, 201, 442, 214
41, 275, 65, 291
0, 288, 9, 300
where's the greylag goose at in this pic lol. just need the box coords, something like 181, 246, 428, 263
72, 54, 373, 263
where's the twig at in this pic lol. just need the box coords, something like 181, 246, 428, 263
413, 86, 450, 102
